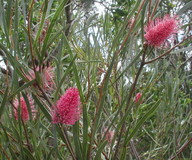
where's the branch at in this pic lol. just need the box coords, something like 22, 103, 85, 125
144, 36, 192, 65
113, 45, 147, 159
169, 137, 192, 160
130, 140, 141, 160
179, 56, 192, 69
0, 67, 11, 76
88, 0, 147, 159
65, 0, 72, 37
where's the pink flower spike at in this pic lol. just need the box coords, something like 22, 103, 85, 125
104, 129, 114, 143
134, 93, 142, 103
144, 15, 179, 47
26, 66, 55, 92
13, 96, 36, 121
52, 88, 81, 125
42, 66, 55, 91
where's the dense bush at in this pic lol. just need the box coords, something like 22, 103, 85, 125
0, 0, 191, 159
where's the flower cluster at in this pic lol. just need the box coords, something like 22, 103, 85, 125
52, 88, 81, 125
144, 15, 179, 47
26, 66, 54, 92
104, 129, 114, 143
13, 96, 36, 121
41, 67, 55, 91
134, 92, 142, 103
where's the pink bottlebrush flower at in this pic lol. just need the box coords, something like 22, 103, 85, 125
134, 93, 142, 103
104, 128, 114, 143
42, 66, 55, 91
144, 15, 179, 47
26, 66, 54, 91
33, 19, 50, 42
52, 88, 81, 125
13, 96, 36, 121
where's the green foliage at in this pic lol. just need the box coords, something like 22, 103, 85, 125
0, 0, 191, 160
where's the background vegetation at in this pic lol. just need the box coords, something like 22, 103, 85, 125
0, 0, 192, 159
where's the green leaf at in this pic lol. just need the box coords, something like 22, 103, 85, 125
22, 93, 33, 121
8, 80, 35, 101
94, 141, 108, 160
47, 148, 57, 160
112, 50, 143, 84
73, 123, 83, 160
0, 87, 9, 119
120, 100, 160, 159
32, 94, 51, 121
0, 43, 29, 79
41, 0, 67, 60
126, 100, 160, 145
177, 1, 192, 14
54, 54, 77, 101
171, 46, 192, 54
33, 0, 49, 47
62, 34, 88, 158
23, 147, 36, 160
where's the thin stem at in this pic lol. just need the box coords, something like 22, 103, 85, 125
169, 137, 192, 160
36, 83, 52, 106
179, 56, 192, 68
145, 36, 191, 65
65, 0, 72, 37
93, 139, 109, 160
61, 125, 77, 160
115, 0, 147, 57
150, 0, 160, 20
87, 1, 147, 159
35, 85, 76, 159
130, 140, 141, 160
27, 3, 77, 158
27, 0, 37, 74
113, 46, 147, 159
21, 119, 32, 152
0, 143, 11, 160
10, 100, 32, 152
147, 0, 152, 23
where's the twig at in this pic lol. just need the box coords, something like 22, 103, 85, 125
27, 1, 76, 159
60, 125, 77, 160
113, 45, 147, 159
0, 143, 11, 160
179, 56, 192, 69
147, 0, 152, 23
21, 119, 32, 152
93, 138, 109, 160
87, 1, 147, 159
150, 0, 160, 20
36, 83, 52, 106
144, 36, 192, 64
27, 0, 37, 75
130, 140, 141, 160
65, 0, 72, 37
169, 137, 192, 160
94, 1, 111, 11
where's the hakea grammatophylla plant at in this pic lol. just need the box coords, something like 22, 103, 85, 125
26, 66, 54, 91
13, 96, 36, 121
144, 15, 179, 47
52, 88, 81, 125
